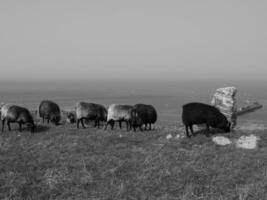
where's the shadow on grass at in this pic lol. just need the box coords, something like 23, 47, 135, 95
0, 124, 50, 135
191, 128, 229, 137
35, 124, 50, 133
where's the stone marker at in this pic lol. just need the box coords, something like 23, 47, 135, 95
211, 86, 237, 128
236, 134, 259, 149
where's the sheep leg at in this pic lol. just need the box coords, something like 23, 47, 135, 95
189, 125, 194, 136
2, 118, 5, 132
104, 121, 109, 130
133, 125, 136, 132
94, 119, 100, 128
18, 122, 22, 132
185, 125, 190, 138
42, 117, 44, 123
129, 121, 132, 131
119, 121, 122, 129
7, 121, 11, 131
149, 123, 152, 130
94, 120, 97, 127
144, 124, 147, 131
81, 119, 86, 128
77, 119, 80, 129
111, 120, 115, 130
126, 121, 131, 131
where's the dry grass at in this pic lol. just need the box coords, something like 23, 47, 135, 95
0, 122, 267, 200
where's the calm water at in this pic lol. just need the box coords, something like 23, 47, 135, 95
0, 80, 266, 125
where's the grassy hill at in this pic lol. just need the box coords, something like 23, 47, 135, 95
0, 122, 266, 200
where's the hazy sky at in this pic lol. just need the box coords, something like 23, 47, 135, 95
0, 0, 266, 81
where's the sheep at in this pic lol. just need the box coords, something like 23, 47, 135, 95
182, 102, 231, 137
39, 100, 61, 125
1, 104, 35, 133
104, 104, 133, 130
130, 104, 157, 131
76, 102, 107, 128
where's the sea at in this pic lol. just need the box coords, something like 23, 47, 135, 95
0, 80, 266, 126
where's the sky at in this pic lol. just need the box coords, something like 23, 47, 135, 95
0, 0, 266, 81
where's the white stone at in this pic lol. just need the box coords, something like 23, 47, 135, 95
236, 134, 259, 149
212, 136, 232, 146
166, 134, 173, 140
175, 134, 181, 139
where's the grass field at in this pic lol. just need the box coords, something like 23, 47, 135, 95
0, 121, 266, 200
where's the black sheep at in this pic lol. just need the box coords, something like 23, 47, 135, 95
130, 104, 157, 131
39, 100, 61, 125
182, 102, 231, 137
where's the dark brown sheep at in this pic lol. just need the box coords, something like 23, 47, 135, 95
39, 100, 61, 125
130, 104, 157, 131
1, 104, 35, 133
76, 102, 107, 128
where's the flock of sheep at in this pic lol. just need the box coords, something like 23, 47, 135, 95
0, 100, 157, 134
0, 99, 232, 138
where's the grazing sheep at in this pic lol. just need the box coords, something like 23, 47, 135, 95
76, 102, 107, 128
1, 104, 35, 133
104, 104, 133, 130
182, 102, 231, 137
39, 100, 61, 125
130, 104, 157, 131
